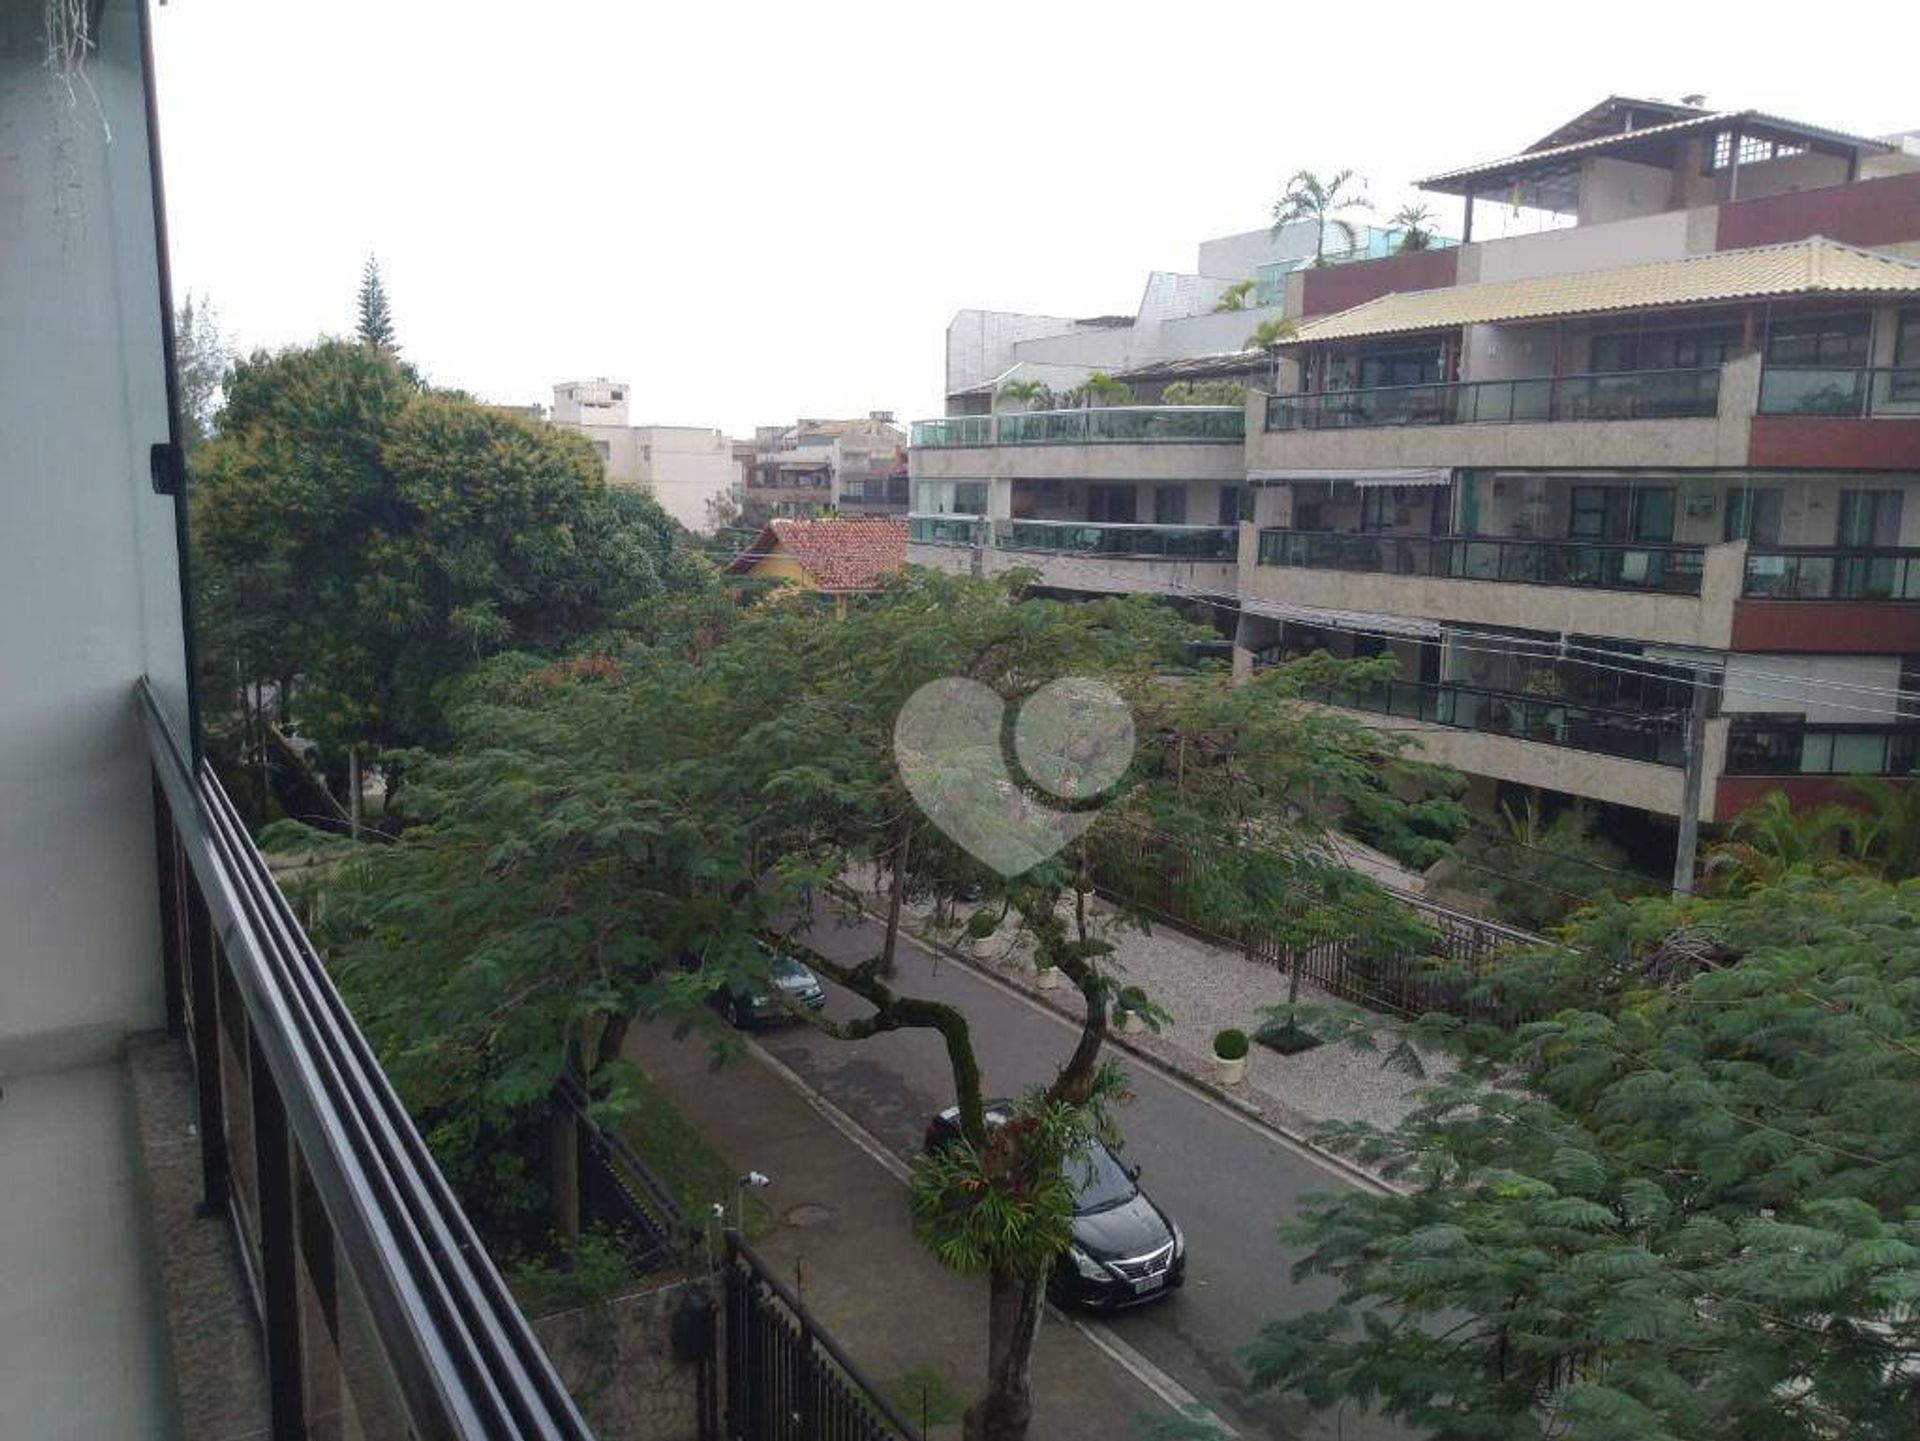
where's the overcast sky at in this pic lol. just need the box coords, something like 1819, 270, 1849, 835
151, 2, 1919, 437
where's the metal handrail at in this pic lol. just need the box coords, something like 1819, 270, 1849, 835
1256, 528, 1708, 595
141, 679, 593, 1439
1743, 545, 1920, 601
1725, 717, 1920, 776
1756, 365, 1920, 418
1266, 366, 1722, 431
910, 407, 1245, 448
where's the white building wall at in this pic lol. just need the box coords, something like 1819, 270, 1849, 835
1722, 654, 1906, 723
1469, 209, 1695, 285
552, 377, 631, 427
635, 426, 736, 531
0, 0, 187, 1066
1195, 221, 1320, 279
946, 310, 1088, 395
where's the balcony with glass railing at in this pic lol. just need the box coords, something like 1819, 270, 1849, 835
1757, 367, 1920, 419
908, 513, 988, 545
909, 407, 1244, 448
1286, 673, 1687, 767
1744, 546, 1920, 600
1005, 519, 1238, 560
1257, 528, 1708, 596
1265, 367, 1723, 431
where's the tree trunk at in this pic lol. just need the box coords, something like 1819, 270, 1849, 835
348, 745, 362, 840
964, 1265, 1046, 1441
880, 824, 909, 978
545, 1102, 581, 1246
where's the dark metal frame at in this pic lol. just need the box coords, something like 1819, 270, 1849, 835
723, 1233, 922, 1441
143, 679, 593, 1439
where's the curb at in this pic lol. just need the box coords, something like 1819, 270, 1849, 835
863, 900, 1403, 1199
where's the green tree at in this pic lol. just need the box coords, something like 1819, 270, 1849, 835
356, 254, 398, 351
1390, 202, 1437, 252
1248, 868, 1920, 1440
313, 571, 1454, 1441
1212, 279, 1256, 312
173, 292, 231, 453
1270, 168, 1372, 266
1245, 316, 1298, 389
191, 340, 693, 785
1161, 380, 1248, 406
995, 378, 1052, 411
1704, 789, 1860, 892
1061, 372, 1132, 408
1433, 794, 1652, 933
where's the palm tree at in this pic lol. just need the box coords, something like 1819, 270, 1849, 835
1390, 203, 1436, 253
1063, 372, 1132, 409
995, 378, 1051, 413
1245, 316, 1297, 389
1270, 168, 1372, 267
1704, 790, 1861, 892
1846, 774, 1920, 879
1212, 279, 1256, 313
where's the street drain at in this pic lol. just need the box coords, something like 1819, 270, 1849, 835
783, 1202, 834, 1229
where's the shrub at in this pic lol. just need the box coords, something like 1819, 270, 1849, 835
1213, 1028, 1249, 1061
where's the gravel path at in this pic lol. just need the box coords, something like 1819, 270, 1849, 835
842, 873, 1450, 1148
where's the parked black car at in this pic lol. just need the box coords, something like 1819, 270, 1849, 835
924, 1101, 1185, 1308
713, 946, 827, 1029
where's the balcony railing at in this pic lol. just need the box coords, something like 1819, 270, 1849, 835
1265, 367, 1722, 431
1292, 675, 1686, 766
910, 407, 1243, 448
908, 513, 986, 545
1005, 519, 1238, 559
1744, 546, 1920, 600
1727, 720, 1920, 776
142, 681, 592, 1440
1757, 366, 1920, 418
1257, 528, 1707, 595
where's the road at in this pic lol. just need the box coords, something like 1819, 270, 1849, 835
759, 896, 1386, 1439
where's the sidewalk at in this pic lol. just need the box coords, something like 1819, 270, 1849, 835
624, 1017, 1167, 1441
848, 873, 1450, 1149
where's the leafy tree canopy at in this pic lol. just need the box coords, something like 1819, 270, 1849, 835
1253, 866, 1920, 1441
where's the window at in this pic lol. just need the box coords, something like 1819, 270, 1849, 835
911, 480, 987, 515
1766, 313, 1872, 367
1590, 325, 1739, 373
1724, 488, 1783, 545
1898, 310, 1920, 367
1217, 486, 1243, 527
1153, 486, 1186, 525
1088, 484, 1137, 524
1359, 488, 1397, 532
592, 440, 610, 464
1570, 486, 1674, 542
1838, 489, 1904, 548
1355, 347, 1442, 390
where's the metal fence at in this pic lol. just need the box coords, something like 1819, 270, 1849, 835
557, 1073, 690, 1273
723, 1234, 922, 1441
1087, 827, 1546, 1024
1266, 367, 1721, 431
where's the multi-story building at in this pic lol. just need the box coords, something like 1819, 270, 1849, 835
744, 414, 909, 519
550, 378, 736, 531
911, 97, 1920, 846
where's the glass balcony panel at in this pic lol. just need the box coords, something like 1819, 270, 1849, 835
1758, 367, 1868, 416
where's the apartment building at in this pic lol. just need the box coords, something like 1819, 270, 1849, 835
550, 378, 736, 530
910, 97, 1920, 839
744, 413, 909, 519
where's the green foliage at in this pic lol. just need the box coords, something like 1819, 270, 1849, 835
356, 254, 398, 350
1435, 795, 1653, 932
1212, 1028, 1249, 1061
1061, 372, 1133, 408
1270, 168, 1372, 265
1211, 279, 1256, 313
1251, 868, 1920, 1440
507, 1227, 636, 1316
191, 340, 698, 766
995, 377, 1053, 411
1161, 379, 1249, 406
173, 293, 231, 453
1390, 202, 1436, 252
1245, 316, 1296, 354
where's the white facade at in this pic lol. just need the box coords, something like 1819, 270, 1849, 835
549, 380, 735, 531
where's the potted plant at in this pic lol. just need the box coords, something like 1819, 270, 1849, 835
1213, 1028, 1250, 1087
1113, 986, 1150, 1034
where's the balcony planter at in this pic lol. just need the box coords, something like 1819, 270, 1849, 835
1113, 986, 1150, 1034
1036, 962, 1064, 991
1213, 1029, 1250, 1087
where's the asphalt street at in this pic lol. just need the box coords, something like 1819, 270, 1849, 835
759, 896, 1393, 1439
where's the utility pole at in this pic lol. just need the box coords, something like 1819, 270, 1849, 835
1671, 667, 1713, 895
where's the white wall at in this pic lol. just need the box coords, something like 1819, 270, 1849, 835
0, 0, 186, 1067
635, 426, 735, 532
1195, 221, 1319, 279
1470, 209, 1694, 285
946, 310, 1088, 395
1723, 654, 1905, 722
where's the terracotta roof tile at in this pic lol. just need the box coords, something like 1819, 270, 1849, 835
727, 516, 907, 592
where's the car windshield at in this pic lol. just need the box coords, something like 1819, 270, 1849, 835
768, 952, 814, 985
1063, 1141, 1136, 1213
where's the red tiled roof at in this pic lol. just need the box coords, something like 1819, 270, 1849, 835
727, 516, 907, 592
